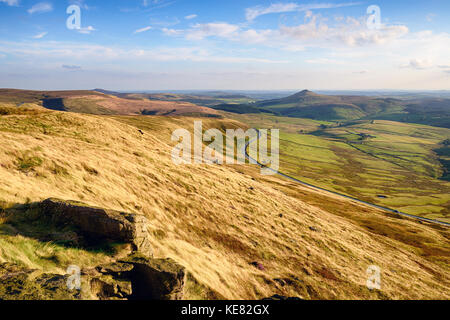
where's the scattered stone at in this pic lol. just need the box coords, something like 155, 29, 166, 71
279, 214, 283, 218
309, 226, 321, 232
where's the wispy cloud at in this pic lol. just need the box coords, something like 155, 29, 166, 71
0, 0, 19, 6
186, 23, 240, 40
134, 26, 152, 34
32, 31, 48, 39
142, 0, 175, 10
69, 0, 92, 10
28, 2, 53, 14
426, 13, 436, 22
62, 64, 82, 70
185, 14, 197, 20
245, 2, 361, 21
0, 41, 288, 64
401, 58, 433, 70
306, 58, 344, 65
78, 26, 96, 34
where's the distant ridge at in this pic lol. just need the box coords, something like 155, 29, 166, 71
288, 89, 319, 98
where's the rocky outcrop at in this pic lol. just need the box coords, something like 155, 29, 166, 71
85, 256, 186, 300
40, 198, 152, 256
0, 199, 187, 300
121, 255, 186, 300
0, 256, 187, 301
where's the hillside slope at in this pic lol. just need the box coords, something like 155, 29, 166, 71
0, 89, 219, 117
0, 108, 449, 299
216, 90, 450, 127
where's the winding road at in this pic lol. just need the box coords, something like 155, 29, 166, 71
245, 130, 450, 228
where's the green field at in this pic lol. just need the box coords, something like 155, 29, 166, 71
227, 112, 450, 223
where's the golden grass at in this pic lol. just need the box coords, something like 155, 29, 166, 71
0, 111, 448, 300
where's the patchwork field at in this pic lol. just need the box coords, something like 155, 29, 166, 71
225, 113, 450, 223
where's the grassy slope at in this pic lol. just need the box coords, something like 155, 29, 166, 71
0, 108, 449, 300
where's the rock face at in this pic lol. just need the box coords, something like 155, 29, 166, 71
122, 255, 186, 300
0, 256, 186, 300
0, 199, 187, 300
86, 256, 186, 300
40, 198, 152, 256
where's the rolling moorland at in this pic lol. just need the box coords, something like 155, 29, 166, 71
0, 89, 449, 300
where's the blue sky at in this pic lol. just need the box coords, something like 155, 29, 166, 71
0, 0, 449, 90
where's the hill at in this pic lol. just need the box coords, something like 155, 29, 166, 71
0, 107, 449, 300
218, 90, 450, 127
0, 89, 219, 117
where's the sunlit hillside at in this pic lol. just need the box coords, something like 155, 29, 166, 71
0, 105, 448, 300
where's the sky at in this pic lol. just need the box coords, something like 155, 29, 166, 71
0, 0, 449, 91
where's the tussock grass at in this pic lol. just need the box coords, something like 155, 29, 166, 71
0, 110, 448, 299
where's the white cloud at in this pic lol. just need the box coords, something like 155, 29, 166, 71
69, 0, 92, 10
0, 0, 19, 6
185, 14, 197, 20
401, 59, 433, 69
279, 15, 409, 47
134, 26, 152, 34
78, 26, 96, 34
28, 2, 53, 14
186, 23, 240, 40
162, 28, 183, 36
0, 41, 287, 64
245, 2, 361, 21
426, 13, 436, 22
32, 31, 48, 39
163, 13, 409, 51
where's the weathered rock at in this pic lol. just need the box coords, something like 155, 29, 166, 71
90, 275, 132, 300
96, 262, 134, 275
40, 198, 152, 256
122, 255, 186, 300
